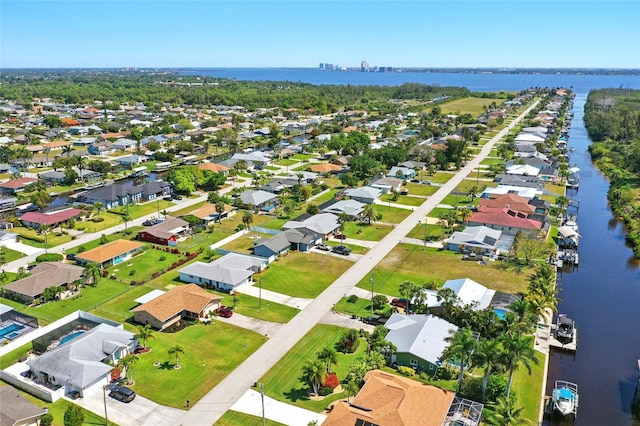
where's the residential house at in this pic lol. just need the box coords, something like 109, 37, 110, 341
260, 178, 297, 194
0, 178, 38, 195
112, 138, 138, 151
323, 370, 456, 426
83, 184, 143, 209
198, 162, 230, 175
478, 193, 536, 215
27, 323, 136, 398
385, 313, 458, 373
239, 190, 278, 212
3, 262, 85, 304
467, 206, 543, 236
137, 218, 189, 246
75, 239, 145, 267
132, 284, 221, 331
370, 176, 403, 194
343, 186, 382, 204
0, 386, 49, 426
178, 253, 266, 292
282, 213, 340, 240
387, 166, 416, 180
113, 155, 146, 167
444, 226, 508, 255
139, 181, 171, 201
20, 208, 85, 229
253, 229, 315, 261
88, 141, 115, 156
309, 163, 342, 175
186, 203, 236, 225
505, 164, 541, 177
494, 174, 544, 190
321, 199, 365, 219
430, 278, 496, 313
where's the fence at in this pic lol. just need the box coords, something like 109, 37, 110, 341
249, 226, 279, 235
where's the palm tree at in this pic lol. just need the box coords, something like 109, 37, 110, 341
457, 207, 473, 224
466, 184, 481, 202
135, 324, 155, 349
84, 262, 101, 286
364, 351, 386, 370
472, 338, 504, 401
75, 155, 87, 182
121, 213, 132, 232
337, 212, 350, 235
442, 327, 477, 392
361, 203, 377, 225
160, 209, 170, 221
317, 347, 339, 373
486, 397, 531, 426
118, 354, 139, 384
93, 202, 104, 220
215, 201, 225, 223
301, 359, 326, 395
343, 379, 360, 404
398, 281, 419, 314
501, 335, 539, 397
62, 145, 73, 157
242, 211, 253, 229
168, 344, 184, 368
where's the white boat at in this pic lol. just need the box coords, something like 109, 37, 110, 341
552, 380, 579, 417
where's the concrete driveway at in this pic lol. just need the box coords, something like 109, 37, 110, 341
230, 389, 326, 426
214, 312, 285, 337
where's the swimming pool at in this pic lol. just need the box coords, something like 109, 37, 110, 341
0, 323, 24, 340
494, 308, 507, 319
60, 330, 85, 345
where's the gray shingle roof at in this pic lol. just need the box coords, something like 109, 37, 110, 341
239, 190, 277, 207
4, 262, 85, 298
282, 213, 339, 237
179, 253, 264, 287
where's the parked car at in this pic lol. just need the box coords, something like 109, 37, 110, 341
332, 245, 351, 256
391, 298, 410, 309
316, 243, 330, 251
171, 193, 183, 200
334, 234, 347, 240
400, 188, 409, 196
110, 386, 136, 403
363, 315, 387, 325
462, 252, 478, 261
215, 306, 233, 318
142, 218, 163, 226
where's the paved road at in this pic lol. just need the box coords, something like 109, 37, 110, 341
176, 101, 540, 426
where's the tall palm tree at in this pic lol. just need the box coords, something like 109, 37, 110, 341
215, 201, 225, 223
168, 344, 184, 368
472, 338, 504, 401
160, 209, 170, 221
442, 327, 477, 392
361, 203, 377, 225
84, 262, 101, 286
486, 397, 531, 426
301, 359, 326, 395
317, 347, 338, 373
501, 335, 539, 397
343, 379, 360, 404
242, 211, 253, 229
457, 207, 473, 224
118, 354, 139, 384
75, 155, 87, 182
121, 213, 132, 232
93, 202, 104, 220
466, 184, 481, 202
136, 324, 155, 349
398, 280, 419, 314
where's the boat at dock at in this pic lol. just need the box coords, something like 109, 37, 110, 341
552, 380, 579, 417
556, 315, 575, 343
549, 315, 578, 353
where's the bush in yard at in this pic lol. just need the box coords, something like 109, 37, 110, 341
63, 404, 84, 426
40, 413, 54, 426
159, 255, 166, 261
101, 269, 109, 277
336, 329, 360, 353
36, 253, 64, 262
129, 270, 136, 276
397, 366, 416, 377
371, 294, 388, 310
318, 386, 333, 396
322, 372, 339, 390
347, 294, 359, 304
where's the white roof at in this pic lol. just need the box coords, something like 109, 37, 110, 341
506, 164, 541, 176
442, 278, 495, 310
483, 186, 540, 199
134, 289, 166, 305
515, 134, 546, 143
385, 314, 457, 364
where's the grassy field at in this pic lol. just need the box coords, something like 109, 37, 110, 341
343, 222, 393, 241
333, 296, 373, 317
220, 290, 300, 323
216, 411, 286, 426
404, 182, 439, 197
440, 97, 508, 115
357, 244, 533, 296
260, 252, 351, 298
373, 205, 413, 223
405, 222, 445, 241
108, 249, 184, 284
72, 227, 144, 254
12, 226, 73, 248
510, 343, 545, 423
260, 324, 368, 412
130, 321, 264, 408
380, 193, 425, 207
220, 232, 271, 254
310, 189, 338, 204
0, 246, 23, 263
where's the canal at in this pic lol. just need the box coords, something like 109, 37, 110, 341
546, 94, 640, 425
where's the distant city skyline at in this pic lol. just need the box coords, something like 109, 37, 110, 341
1, 1, 639, 69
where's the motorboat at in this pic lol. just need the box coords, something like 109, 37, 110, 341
552, 380, 579, 417
556, 315, 575, 343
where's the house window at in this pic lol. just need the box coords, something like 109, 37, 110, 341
409, 359, 418, 367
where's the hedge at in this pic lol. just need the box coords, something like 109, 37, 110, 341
35, 253, 64, 262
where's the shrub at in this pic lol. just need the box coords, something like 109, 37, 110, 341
318, 386, 333, 396
63, 404, 84, 426
40, 413, 54, 426
159, 255, 166, 261
77, 245, 86, 253
397, 366, 416, 377
322, 372, 339, 390
36, 253, 64, 262
336, 329, 360, 353
371, 294, 388, 310
459, 375, 508, 404
347, 294, 359, 304
128, 270, 136, 276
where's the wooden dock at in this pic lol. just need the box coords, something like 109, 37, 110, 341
549, 324, 578, 353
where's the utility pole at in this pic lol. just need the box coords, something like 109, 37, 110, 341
103, 385, 109, 426
370, 275, 374, 315
258, 278, 262, 310
260, 383, 266, 426
423, 218, 427, 251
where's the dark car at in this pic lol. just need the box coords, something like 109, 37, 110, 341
215, 306, 233, 318
334, 234, 347, 240
391, 298, 410, 309
400, 189, 409, 196
316, 244, 330, 251
363, 315, 387, 325
110, 385, 136, 403
332, 245, 351, 256
171, 193, 183, 200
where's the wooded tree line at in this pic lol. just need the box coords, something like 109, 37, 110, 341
0, 72, 471, 114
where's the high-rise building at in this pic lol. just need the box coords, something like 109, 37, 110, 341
361, 61, 370, 72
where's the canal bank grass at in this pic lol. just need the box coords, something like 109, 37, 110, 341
260, 252, 352, 299
357, 244, 533, 296
440, 97, 509, 116
511, 349, 545, 422
260, 324, 368, 412
217, 411, 287, 426
130, 321, 264, 408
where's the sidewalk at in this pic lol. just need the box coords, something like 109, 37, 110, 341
230, 389, 326, 426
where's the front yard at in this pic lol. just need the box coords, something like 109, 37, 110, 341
373, 205, 413, 223
343, 222, 393, 241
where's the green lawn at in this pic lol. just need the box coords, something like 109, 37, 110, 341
273, 159, 297, 166
108, 248, 184, 284
259, 217, 290, 230
130, 321, 264, 408
93, 284, 155, 321
334, 296, 373, 318
220, 232, 271, 254
12, 227, 72, 248
324, 240, 369, 255
440, 97, 508, 115
380, 194, 425, 207
310, 189, 338, 204
170, 201, 207, 217
405, 222, 444, 241
260, 324, 369, 412
216, 411, 286, 426
291, 154, 316, 161
219, 290, 300, 323
260, 252, 351, 298
0, 246, 23, 263
73, 227, 144, 254
357, 244, 533, 296
108, 199, 174, 218
343, 222, 393, 241
373, 205, 412, 223
404, 182, 439, 197
510, 344, 545, 423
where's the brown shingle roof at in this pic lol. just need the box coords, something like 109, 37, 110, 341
310, 163, 342, 173
189, 203, 234, 220
76, 239, 144, 264
323, 370, 455, 426
0, 177, 38, 189
198, 163, 230, 172
132, 284, 221, 322
4, 262, 85, 298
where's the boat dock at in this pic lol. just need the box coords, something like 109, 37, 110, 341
549, 323, 578, 353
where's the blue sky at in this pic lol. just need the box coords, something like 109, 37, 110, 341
1, 1, 639, 69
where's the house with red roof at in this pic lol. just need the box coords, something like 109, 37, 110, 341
467, 206, 543, 236
0, 177, 38, 195
20, 208, 86, 229
61, 117, 81, 126
478, 193, 536, 215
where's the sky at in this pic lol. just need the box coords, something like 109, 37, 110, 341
1, 1, 639, 69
